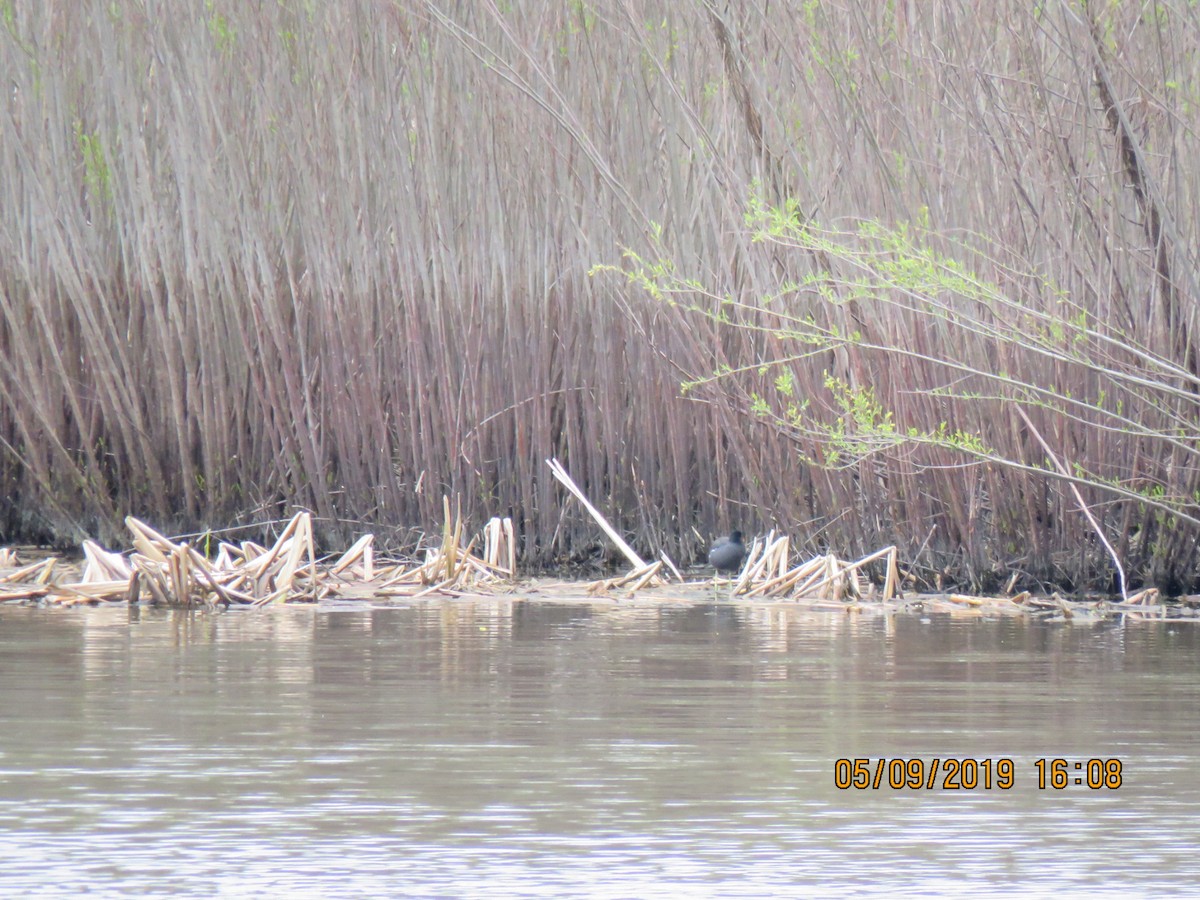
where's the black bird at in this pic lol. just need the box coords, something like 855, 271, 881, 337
708, 531, 746, 574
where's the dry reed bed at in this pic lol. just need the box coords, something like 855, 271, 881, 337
2, 3, 1199, 593
583, 531, 902, 602
0, 513, 1181, 620
0, 501, 516, 608
579, 535, 1175, 621
543, 580, 1185, 623
559, 458, 1178, 619
557, 456, 905, 602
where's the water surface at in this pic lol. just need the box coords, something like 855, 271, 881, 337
1, 600, 1197, 897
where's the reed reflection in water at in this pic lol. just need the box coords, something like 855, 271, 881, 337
0, 600, 1198, 897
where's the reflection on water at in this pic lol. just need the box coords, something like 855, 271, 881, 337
1, 599, 1199, 897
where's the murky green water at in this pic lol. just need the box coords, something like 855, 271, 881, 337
1, 599, 1198, 897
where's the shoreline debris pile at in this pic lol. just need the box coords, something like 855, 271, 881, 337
0, 462, 1179, 618
0, 500, 515, 608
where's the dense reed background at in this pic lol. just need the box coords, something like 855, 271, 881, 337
2, 1, 1198, 591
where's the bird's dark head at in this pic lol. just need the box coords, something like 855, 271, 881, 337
729, 530, 743, 543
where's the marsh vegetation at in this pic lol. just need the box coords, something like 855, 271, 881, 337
1, 2, 1198, 592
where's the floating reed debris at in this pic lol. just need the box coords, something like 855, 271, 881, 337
546, 460, 908, 600
375, 498, 516, 597
0, 495, 1193, 620
586, 559, 666, 596
580, 515, 906, 603
0, 500, 516, 608
575, 515, 1185, 621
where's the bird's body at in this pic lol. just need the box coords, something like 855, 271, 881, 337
708, 531, 746, 574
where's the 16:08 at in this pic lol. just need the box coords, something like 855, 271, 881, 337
1034, 758, 1123, 789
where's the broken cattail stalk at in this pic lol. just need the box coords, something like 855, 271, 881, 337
803, 547, 899, 601
731, 537, 764, 593
547, 458, 646, 569
125, 517, 175, 564
784, 558, 832, 597
331, 534, 374, 576
0, 558, 58, 584
0, 587, 50, 602
659, 551, 683, 583
750, 556, 825, 597
625, 560, 663, 592
81, 541, 133, 582
883, 547, 899, 600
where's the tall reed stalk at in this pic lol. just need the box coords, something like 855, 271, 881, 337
1, 1, 1197, 590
